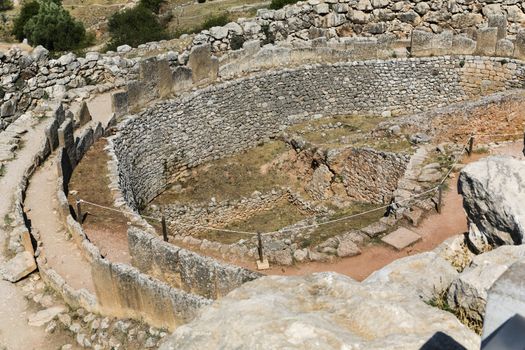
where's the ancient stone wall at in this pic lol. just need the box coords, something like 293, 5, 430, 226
327, 147, 410, 204
110, 56, 525, 210
128, 227, 261, 300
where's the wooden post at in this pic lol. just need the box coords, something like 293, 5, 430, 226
437, 185, 443, 214
467, 136, 474, 156
161, 216, 168, 242
257, 232, 264, 262
75, 197, 82, 225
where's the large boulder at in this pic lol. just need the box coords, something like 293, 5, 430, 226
447, 245, 525, 323
364, 252, 458, 302
0, 251, 37, 282
458, 156, 525, 252
160, 273, 479, 349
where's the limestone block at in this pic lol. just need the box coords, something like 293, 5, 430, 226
482, 261, 525, 339
487, 14, 508, 40
450, 35, 476, 55
411, 30, 433, 56
58, 119, 76, 167
0, 251, 37, 282
76, 101, 92, 127
496, 39, 514, 57
172, 66, 193, 94
0, 99, 16, 117
111, 91, 128, 117
459, 156, 525, 251
514, 29, 525, 60
28, 306, 67, 327
188, 44, 219, 84
475, 27, 498, 56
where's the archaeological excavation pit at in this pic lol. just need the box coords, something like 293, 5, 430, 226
102, 57, 525, 266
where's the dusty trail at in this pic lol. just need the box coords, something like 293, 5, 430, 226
256, 142, 525, 280
25, 156, 96, 292
0, 116, 67, 350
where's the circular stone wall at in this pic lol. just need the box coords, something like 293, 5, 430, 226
110, 56, 525, 210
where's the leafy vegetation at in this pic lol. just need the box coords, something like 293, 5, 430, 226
269, 0, 299, 10
139, 0, 164, 14
106, 5, 167, 51
12, 0, 90, 51
0, 0, 12, 11
12, 1, 40, 41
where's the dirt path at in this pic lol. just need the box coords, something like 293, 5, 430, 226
0, 116, 68, 350
25, 156, 96, 292
256, 141, 525, 280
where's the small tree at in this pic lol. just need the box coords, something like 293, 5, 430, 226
12, 1, 40, 41
106, 5, 166, 51
23, 1, 86, 51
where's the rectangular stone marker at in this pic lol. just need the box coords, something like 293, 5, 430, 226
381, 227, 421, 250
475, 27, 498, 56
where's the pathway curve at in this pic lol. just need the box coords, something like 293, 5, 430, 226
0, 115, 67, 350
24, 93, 114, 293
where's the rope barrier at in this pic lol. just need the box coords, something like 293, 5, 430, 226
77, 132, 523, 236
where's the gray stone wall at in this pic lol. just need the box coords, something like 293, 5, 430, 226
110, 56, 525, 210
128, 227, 261, 299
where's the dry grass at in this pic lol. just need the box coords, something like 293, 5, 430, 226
289, 114, 413, 153
68, 139, 129, 237
426, 289, 483, 335
152, 140, 294, 205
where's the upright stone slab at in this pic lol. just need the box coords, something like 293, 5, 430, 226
410, 30, 433, 56
58, 119, 76, 167
514, 29, 525, 60
139, 58, 174, 101
77, 101, 92, 127
487, 14, 507, 41
111, 91, 128, 117
475, 27, 498, 56
188, 44, 219, 84
450, 35, 477, 55
172, 66, 193, 94
496, 39, 514, 57
431, 30, 453, 56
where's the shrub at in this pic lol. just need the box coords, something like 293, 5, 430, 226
139, 0, 164, 13
0, 0, 13, 11
22, 1, 86, 51
200, 13, 229, 30
106, 5, 167, 51
269, 0, 298, 10
12, 0, 40, 41
230, 34, 244, 50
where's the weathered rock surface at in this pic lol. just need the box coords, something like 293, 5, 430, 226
447, 245, 525, 323
28, 306, 67, 327
459, 156, 525, 252
364, 252, 458, 302
0, 251, 37, 282
160, 273, 479, 350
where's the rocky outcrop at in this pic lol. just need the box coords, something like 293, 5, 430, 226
364, 252, 458, 302
447, 245, 525, 323
159, 273, 479, 350
458, 156, 525, 252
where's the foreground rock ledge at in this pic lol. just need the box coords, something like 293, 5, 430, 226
159, 273, 479, 350
459, 155, 525, 252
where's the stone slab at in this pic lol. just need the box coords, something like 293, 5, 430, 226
381, 227, 421, 250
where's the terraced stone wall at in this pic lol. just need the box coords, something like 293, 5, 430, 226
110, 56, 525, 210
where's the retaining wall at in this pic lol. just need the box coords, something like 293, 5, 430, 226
110, 56, 525, 210
128, 227, 261, 300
